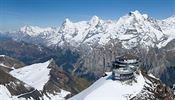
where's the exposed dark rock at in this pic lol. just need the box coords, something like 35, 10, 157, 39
0, 69, 42, 99
43, 59, 76, 95
0, 55, 25, 72
131, 70, 174, 100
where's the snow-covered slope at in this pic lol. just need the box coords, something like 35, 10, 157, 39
5, 10, 175, 49
69, 71, 173, 100
9, 59, 71, 100
10, 60, 51, 90
69, 72, 145, 100
158, 16, 175, 47
0, 67, 43, 100
0, 85, 27, 100
0, 55, 82, 100
20, 25, 54, 37
4, 25, 60, 46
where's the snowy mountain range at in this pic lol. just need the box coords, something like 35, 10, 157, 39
3, 10, 175, 49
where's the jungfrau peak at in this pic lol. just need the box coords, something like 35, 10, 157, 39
20, 25, 53, 37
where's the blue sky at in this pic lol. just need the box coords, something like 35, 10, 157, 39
0, 0, 175, 32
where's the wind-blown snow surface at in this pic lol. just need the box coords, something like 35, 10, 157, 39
44, 89, 70, 100
10, 60, 51, 91
69, 72, 145, 100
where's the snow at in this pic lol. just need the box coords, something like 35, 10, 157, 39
10, 60, 52, 91
0, 85, 25, 100
0, 59, 70, 100
20, 25, 53, 37
0, 63, 15, 70
158, 29, 175, 47
89, 16, 100, 27
44, 89, 71, 100
69, 71, 145, 100
0, 55, 5, 57
0, 85, 14, 100
0, 63, 12, 69
6, 59, 70, 100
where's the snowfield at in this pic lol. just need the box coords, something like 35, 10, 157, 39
0, 85, 16, 100
69, 72, 145, 100
43, 89, 70, 100
10, 60, 52, 90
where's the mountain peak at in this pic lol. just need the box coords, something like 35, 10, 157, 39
61, 18, 73, 28
63, 18, 72, 24
129, 10, 142, 16
20, 25, 53, 36
90, 15, 99, 21
20, 25, 40, 36
20, 25, 31, 32
89, 15, 100, 26
127, 10, 149, 20
65, 18, 71, 22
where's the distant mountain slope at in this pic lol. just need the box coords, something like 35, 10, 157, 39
0, 38, 80, 72
0, 38, 53, 64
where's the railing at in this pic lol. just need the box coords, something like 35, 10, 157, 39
112, 73, 134, 80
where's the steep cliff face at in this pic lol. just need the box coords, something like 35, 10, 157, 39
132, 70, 174, 100
0, 55, 25, 72
42, 59, 78, 98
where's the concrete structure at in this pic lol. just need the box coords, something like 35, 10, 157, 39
112, 54, 139, 80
